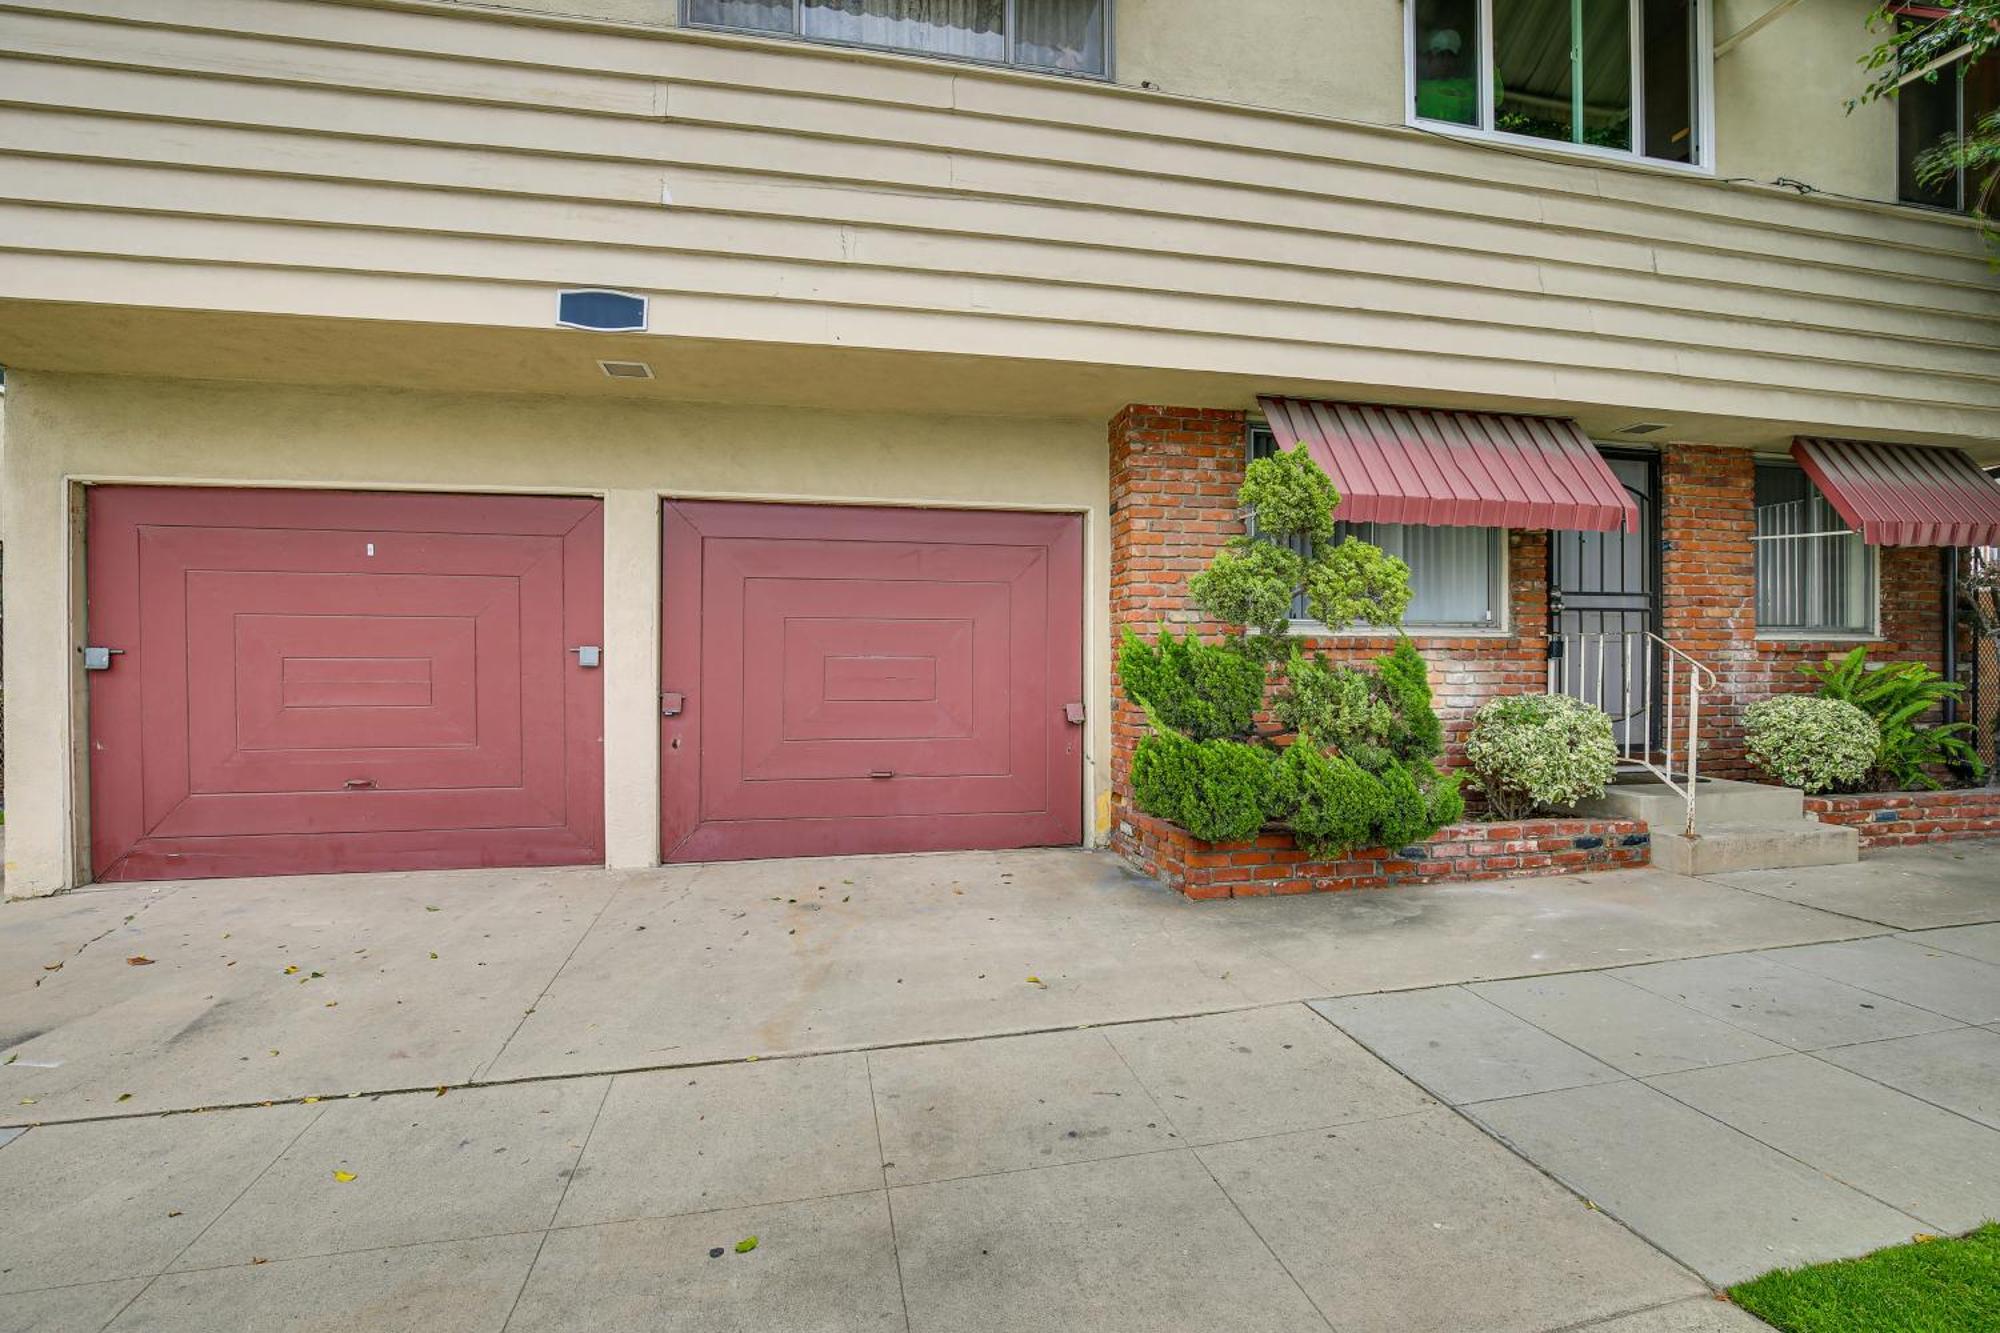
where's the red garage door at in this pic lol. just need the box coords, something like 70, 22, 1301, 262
87, 488, 604, 882
661, 502, 1083, 862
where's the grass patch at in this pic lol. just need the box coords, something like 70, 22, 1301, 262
1729, 1224, 2000, 1332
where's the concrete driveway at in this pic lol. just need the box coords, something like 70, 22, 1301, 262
1, 842, 1995, 1331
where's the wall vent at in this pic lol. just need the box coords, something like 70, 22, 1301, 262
598, 360, 654, 380
557, 288, 648, 332
1616, 422, 1668, 436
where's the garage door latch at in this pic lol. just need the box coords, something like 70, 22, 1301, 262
660, 691, 686, 717
82, 646, 124, 671
571, 645, 602, 668
1063, 702, 1086, 724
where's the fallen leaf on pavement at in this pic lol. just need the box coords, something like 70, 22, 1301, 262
41, 963, 61, 972
283, 966, 299, 975
435, 1086, 447, 1098
425, 906, 440, 913
735, 1237, 758, 1253
117, 1093, 133, 1103
167, 1210, 182, 1218
251, 1257, 269, 1265
428, 952, 439, 960
332, 1170, 356, 1183
1026, 975, 1045, 986
126, 956, 154, 967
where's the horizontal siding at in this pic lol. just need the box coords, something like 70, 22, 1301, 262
0, 0, 1996, 437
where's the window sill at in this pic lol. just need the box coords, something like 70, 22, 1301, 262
1409, 117, 1713, 178
1287, 622, 1513, 640
1753, 632, 1883, 645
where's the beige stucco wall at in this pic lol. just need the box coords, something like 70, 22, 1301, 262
1712, 0, 1895, 202
0, 371, 1112, 897
1115, 0, 1405, 125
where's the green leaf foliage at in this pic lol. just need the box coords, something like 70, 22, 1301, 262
1744, 696, 1878, 796
1116, 627, 1265, 741
1188, 537, 1305, 640
1129, 720, 1274, 844
1267, 742, 1382, 859
1804, 647, 1985, 790
1274, 653, 1395, 766
1239, 448, 1338, 545
1373, 760, 1434, 850
1377, 638, 1445, 761
1275, 639, 1444, 773
1304, 537, 1413, 630
1463, 694, 1618, 821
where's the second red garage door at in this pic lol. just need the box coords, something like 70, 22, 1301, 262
661, 502, 1084, 862
87, 487, 604, 882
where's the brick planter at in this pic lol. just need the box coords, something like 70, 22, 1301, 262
1804, 789, 2000, 848
1114, 812, 1650, 900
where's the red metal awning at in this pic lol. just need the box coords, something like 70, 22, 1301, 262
1259, 397, 1639, 532
1792, 437, 2000, 547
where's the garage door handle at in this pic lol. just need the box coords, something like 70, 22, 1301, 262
868, 769, 895, 779
343, 778, 377, 790
1063, 702, 1086, 724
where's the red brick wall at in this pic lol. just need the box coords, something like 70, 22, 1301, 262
1804, 790, 2000, 847
1108, 405, 1553, 817
1657, 444, 1946, 779
1115, 811, 1648, 899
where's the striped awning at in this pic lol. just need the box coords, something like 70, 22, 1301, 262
1792, 437, 2000, 547
1259, 397, 1638, 532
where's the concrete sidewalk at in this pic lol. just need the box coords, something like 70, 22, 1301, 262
1, 842, 1995, 1331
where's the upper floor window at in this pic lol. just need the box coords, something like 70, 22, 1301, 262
685, 1, 1109, 78
1753, 461, 1876, 638
1897, 54, 1998, 211
1411, 0, 1706, 167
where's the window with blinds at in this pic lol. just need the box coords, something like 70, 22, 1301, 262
1249, 427, 1505, 631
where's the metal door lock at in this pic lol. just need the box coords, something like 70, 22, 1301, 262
1063, 702, 1087, 724
82, 646, 124, 671
660, 691, 685, 717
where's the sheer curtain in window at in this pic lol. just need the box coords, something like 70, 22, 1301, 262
1015, 0, 1106, 74
687, 0, 792, 32
802, 0, 1005, 61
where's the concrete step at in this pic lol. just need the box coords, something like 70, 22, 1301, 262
1648, 819, 1859, 876
1574, 778, 1804, 827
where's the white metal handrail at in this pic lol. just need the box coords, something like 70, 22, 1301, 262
1548, 630, 1718, 837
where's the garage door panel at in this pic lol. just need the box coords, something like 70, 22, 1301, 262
662, 500, 1081, 861
89, 487, 602, 882
148, 786, 569, 839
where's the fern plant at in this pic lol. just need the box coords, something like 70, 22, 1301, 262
1802, 647, 1984, 791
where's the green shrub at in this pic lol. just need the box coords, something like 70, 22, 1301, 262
1117, 628, 1265, 742
1188, 538, 1306, 640
1274, 653, 1393, 764
1303, 536, 1412, 630
1373, 760, 1434, 850
1275, 639, 1445, 774
1238, 447, 1337, 545
1268, 742, 1382, 859
1410, 759, 1466, 830
1743, 695, 1878, 795
1377, 638, 1444, 762
1463, 694, 1618, 821
1129, 723, 1274, 844
1803, 646, 1984, 790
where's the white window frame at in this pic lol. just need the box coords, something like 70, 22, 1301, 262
1246, 427, 1512, 637
680, 0, 1114, 81
1751, 458, 1881, 642
1405, 0, 1716, 175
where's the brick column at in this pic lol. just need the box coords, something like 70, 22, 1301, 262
1658, 443, 1949, 780
1659, 444, 1759, 776
1107, 405, 1249, 816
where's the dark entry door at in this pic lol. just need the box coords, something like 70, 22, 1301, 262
1549, 453, 1658, 747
